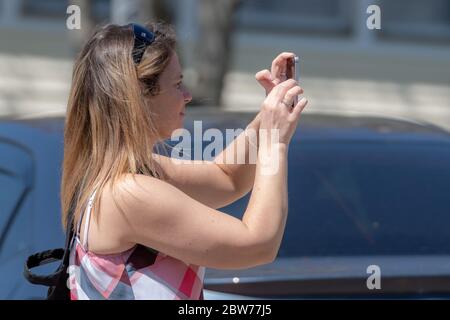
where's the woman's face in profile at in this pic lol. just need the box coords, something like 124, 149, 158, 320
149, 51, 192, 139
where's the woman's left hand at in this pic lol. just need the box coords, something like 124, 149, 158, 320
255, 52, 297, 96
250, 52, 303, 133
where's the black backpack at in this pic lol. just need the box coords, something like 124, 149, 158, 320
23, 212, 74, 300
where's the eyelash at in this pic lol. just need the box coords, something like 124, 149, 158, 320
176, 81, 183, 89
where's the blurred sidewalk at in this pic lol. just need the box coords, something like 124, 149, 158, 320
0, 24, 72, 118
220, 33, 450, 130
0, 54, 71, 118
1, 29, 450, 131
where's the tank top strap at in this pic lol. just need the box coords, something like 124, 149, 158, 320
76, 189, 98, 251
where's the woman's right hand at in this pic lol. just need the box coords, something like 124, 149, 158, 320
259, 78, 308, 147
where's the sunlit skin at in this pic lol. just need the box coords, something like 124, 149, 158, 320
148, 52, 192, 139
80, 52, 308, 273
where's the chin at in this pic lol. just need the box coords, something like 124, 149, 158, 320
164, 125, 184, 140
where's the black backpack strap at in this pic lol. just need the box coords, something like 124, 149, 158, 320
23, 212, 74, 287
24, 248, 65, 285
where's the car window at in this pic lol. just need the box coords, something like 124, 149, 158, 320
221, 141, 450, 257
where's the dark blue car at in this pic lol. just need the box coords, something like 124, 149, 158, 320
2, 110, 450, 299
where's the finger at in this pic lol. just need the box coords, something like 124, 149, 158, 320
255, 69, 275, 93
271, 52, 296, 83
270, 79, 298, 101
271, 52, 295, 74
282, 86, 304, 108
289, 97, 308, 121
255, 69, 272, 82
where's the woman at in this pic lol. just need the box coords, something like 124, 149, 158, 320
63, 22, 308, 300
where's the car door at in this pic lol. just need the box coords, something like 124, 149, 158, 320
0, 137, 34, 298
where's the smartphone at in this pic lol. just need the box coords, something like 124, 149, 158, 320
286, 55, 299, 107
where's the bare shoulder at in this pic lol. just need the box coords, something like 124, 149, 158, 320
91, 173, 272, 268
113, 173, 181, 212
108, 173, 194, 235
81, 174, 168, 254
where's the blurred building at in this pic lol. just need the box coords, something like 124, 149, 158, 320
220, 0, 450, 129
0, 0, 449, 129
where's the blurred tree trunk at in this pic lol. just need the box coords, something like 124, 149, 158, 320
194, 0, 242, 106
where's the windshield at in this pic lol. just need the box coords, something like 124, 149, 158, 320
221, 141, 450, 257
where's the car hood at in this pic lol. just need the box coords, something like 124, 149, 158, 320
204, 255, 450, 297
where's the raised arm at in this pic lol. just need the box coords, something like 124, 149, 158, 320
112, 79, 307, 270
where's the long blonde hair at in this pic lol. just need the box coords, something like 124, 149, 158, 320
61, 22, 176, 230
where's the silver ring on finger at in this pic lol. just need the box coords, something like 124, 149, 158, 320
281, 98, 292, 108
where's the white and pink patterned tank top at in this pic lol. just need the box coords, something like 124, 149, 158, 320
68, 190, 205, 300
